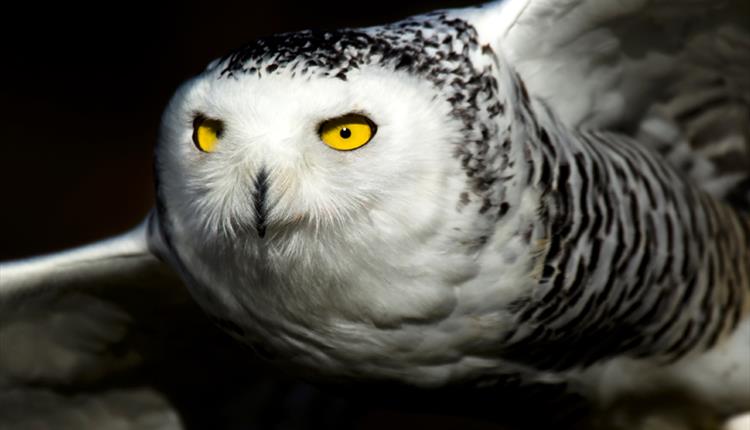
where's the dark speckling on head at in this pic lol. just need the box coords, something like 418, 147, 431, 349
214, 14, 511, 211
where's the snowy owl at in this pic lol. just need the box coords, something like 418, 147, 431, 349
2, 0, 749, 429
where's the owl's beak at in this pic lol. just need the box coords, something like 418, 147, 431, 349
252, 169, 269, 238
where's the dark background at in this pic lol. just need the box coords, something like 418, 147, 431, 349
1, 1, 476, 260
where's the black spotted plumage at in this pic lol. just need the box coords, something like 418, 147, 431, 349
500, 107, 750, 371
212, 15, 514, 207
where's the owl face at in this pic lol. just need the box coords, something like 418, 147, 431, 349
157, 64, 459, 249
155, 19, 507, 256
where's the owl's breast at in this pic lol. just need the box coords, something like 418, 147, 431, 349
170, 211, 539, 385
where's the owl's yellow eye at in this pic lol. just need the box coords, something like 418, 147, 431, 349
319, 114, 376, 151
192, 116, 224, 153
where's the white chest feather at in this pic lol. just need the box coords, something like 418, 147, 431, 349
172, 179, 544, 385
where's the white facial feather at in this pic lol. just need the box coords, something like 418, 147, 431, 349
162, 66, 458, 244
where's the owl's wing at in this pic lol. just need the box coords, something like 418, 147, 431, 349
0, 212, 175, 385
461, 0, 750, 210
0, 213, 181, 427
0, 212, 167, 308
0, 212, 321, 429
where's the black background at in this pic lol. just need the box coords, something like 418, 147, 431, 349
1, 1, 476, 260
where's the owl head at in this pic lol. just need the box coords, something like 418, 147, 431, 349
151, 15, 526, 366
156, 16, 514, 252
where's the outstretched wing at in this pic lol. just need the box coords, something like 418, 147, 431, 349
0, 213, 332, 429
0, 213, 181, 427
0, 213, 166, 308
463, 0, 750, 210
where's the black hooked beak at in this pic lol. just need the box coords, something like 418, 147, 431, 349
253, 169, 269, 238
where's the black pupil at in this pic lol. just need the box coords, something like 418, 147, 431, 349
339, 128, 352, 139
